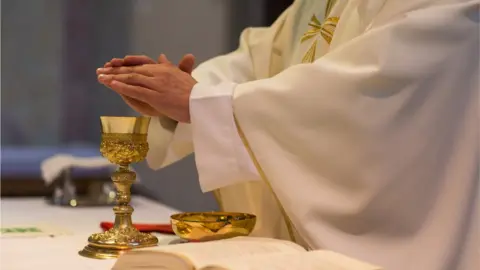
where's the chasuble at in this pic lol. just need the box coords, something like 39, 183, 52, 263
146, 0, 479, 269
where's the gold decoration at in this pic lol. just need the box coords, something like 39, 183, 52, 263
324, 0, 338, 19
170, 212, 256, 242
100, 133, 148, 165
300, 0, 338, 63
300, 15, 340, 63
79, 116, 158, 259
301, 39, 318, 64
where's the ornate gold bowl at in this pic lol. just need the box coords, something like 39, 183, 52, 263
170, 212, 256, 242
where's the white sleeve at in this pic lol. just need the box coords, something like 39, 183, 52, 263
189, 82, 260, 192
146, 5, 293, 172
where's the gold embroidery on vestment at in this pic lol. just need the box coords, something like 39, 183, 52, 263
325, 0, 337, 19
300, 0, 339, 63
300, 15, 339, 63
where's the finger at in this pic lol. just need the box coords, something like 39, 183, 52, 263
96, 66, 153, 76
98, 73, 155, 89
99, 62, 113, 75
108, 80, 157, 103
109, 58, 125, 67
157, 54, 172, 64
123, 55, 156, 66
178, 54, 196, 74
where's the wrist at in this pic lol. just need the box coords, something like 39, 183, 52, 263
178, 81, 198, 123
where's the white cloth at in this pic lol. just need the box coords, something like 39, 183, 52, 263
0, 197, 179, 270
149, 0, 479, 269
41, 154, 124, 185
190, 82, 260, 192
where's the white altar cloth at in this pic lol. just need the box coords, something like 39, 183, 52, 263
0, 196, 179, 270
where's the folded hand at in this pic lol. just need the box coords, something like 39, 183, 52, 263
97, 54, 197, 123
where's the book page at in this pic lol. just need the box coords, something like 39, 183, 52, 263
199, 249, 383, 270
132, 237, 305, 267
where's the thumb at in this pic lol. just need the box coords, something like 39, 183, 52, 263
178, 54, 196, 74
157, 54, 172, 64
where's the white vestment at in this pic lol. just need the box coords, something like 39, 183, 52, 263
146, 0, 479, 269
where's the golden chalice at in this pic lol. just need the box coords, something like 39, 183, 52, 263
79, 116, 158, 259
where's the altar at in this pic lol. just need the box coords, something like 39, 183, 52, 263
0, 196, 179, 270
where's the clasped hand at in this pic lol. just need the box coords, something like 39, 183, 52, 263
97, 54, 197, 123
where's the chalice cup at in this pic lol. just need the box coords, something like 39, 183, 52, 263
79, 116, 158, 259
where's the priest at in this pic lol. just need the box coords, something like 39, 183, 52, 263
96, 0, 479, 269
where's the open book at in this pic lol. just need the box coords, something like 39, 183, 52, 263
112, 237, 382, 270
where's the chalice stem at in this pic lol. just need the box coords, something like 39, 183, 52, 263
112, 165, 135, 230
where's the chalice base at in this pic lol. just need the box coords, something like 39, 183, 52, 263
79, 227, 158, 259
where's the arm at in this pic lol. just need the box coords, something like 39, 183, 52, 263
146, 5, 294, 171
196, 0, 479, 196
